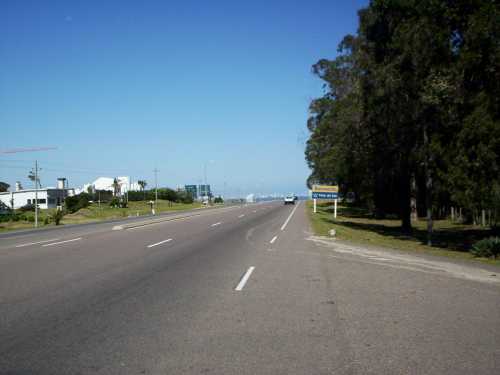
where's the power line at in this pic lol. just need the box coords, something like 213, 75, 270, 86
0, 147, 57, 154
0, 162, 139, 176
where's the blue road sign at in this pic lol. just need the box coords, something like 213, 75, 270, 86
312, 192, 338, 199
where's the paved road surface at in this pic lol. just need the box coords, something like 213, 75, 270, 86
1, 202, 499, 374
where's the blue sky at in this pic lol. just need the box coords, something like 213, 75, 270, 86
1, 0, 367, 197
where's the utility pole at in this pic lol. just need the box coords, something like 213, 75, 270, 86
154, 168, 159, 212
204, 163, 207, 188
203, 160, 214, 202
34, 160, 39, 228
27, 161, 42, 227
1, 147, 56, 228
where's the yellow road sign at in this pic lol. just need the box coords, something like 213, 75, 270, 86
312, 185, 339, 193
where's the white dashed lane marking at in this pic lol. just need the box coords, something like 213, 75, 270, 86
42, 238, 82, 247
147, 238, 173, 248
235, 267, 255, 291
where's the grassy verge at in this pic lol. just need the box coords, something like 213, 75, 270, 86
0, 200, 203, 232
307, 201, 500, 266
62, 200, 203, 225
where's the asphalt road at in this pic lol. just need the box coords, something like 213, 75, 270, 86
1, 201, 499, 374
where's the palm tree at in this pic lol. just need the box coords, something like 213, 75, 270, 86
138, 180, 147, 200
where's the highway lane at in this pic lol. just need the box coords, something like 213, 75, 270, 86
0, 203, 248, 249
0, 201, 295, 374
0, 202, 282, 321
1, 200, 500, 374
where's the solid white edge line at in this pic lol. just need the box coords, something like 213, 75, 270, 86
270, 235, 278, 244
280, 201, 300, 231
15, 238, 61, 248
42, 238, 82, 247
238, 214, 245, 218
211, 222, 221, 227
235, 266, 255, 291
147, 238, 173, 248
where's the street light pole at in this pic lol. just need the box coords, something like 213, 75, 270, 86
204, 162, 207, 188
203, 160, 214, 201
154, 168, 159, 212
34, 160, 38, 228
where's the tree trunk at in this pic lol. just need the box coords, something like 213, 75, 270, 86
423, 124, 433, 246
416, 172, 427, 218
374, 171, 386, 219
400, 157, 412, 232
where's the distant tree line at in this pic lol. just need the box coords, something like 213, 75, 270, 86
83, 187, 194, 205
305, 0, 500, 240
126, 188, 194, 204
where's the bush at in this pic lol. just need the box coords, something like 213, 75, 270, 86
109, 197, 128, 208
43, 216, 50, 225
19, 204, 35, 212
157, 188, 178, 202
127, 188, 196, 203
109, 197, 120, 207
0, 214, 12, 223
65, 193, 90, 213
470, 237, 500, 259
127, 190, 145, 201
177, 191, 194, 204
52, 210, 64, 225
94, 190, 113, 202
214, 196, 224, 204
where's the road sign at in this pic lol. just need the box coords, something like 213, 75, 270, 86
312, 184, 339, 217
312, 184, 339, 194
312, 192, 338, 199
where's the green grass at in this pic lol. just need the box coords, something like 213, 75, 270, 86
61, 200, 202, 224
0, 209, 57, 232
307, 201, 500, 266
0, 200, 203, 232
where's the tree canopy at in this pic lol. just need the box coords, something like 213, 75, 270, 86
305, 0, 500, 233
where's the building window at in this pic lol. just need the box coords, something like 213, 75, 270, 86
38, 199, 46, 204
48, 198, 56, 204
27, 199, 31, 204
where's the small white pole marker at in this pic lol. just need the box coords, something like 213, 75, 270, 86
313, 198, 317, 213
334, 199, 337, 219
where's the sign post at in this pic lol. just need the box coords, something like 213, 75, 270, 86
312, 185, 339, 218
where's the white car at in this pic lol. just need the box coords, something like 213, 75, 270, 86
284, 195, 295, 205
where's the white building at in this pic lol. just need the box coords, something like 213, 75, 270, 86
80, 177, 140, 195
246, 194, 255, 203
0, 179, 75, 210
